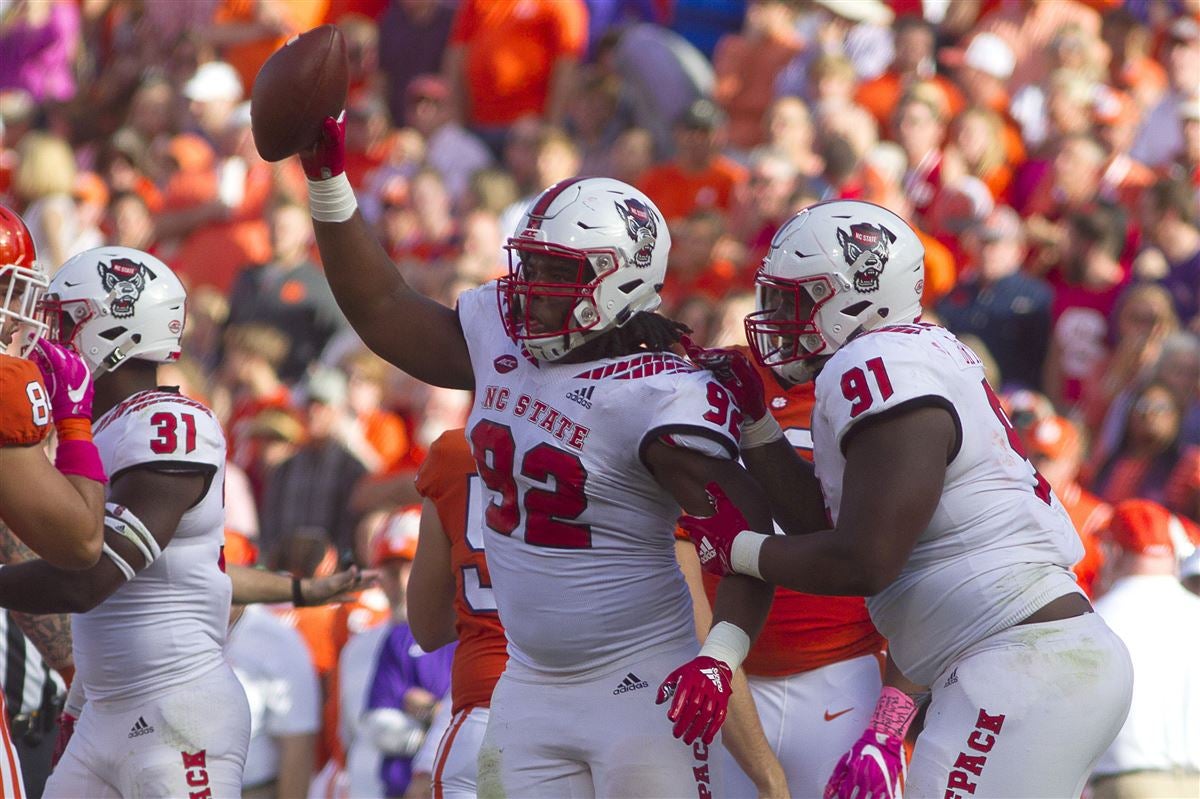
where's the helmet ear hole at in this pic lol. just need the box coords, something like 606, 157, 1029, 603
98, 326, 126, 341
617, 279, 643, 294
841, 300, 872, 317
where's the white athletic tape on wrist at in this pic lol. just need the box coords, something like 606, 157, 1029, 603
741, 413, 784, 448
101, 542, 136, 581
307, 173, 358, 223
730, 530, 769, 579
698, 621, 751, 672
105, 503, 161, 566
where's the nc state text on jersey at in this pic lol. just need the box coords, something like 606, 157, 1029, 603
480, 386, 591, 451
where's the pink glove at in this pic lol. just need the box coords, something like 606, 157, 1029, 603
52, 713, 76, 767
824, 730, 905, 799
29, 340, 94, 421
656, 656, 734, 746
299, 113, 346, 180
680, 482, 750, 578
680, 336, 768, 423
824, 687, 916, 799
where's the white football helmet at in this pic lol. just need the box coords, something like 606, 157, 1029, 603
747, 200, 925, 383
42, 247, 186, 376
499, 177, 670, 362
0, 205, 48, 356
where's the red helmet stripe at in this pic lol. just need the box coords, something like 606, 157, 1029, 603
523, 177, 590, 231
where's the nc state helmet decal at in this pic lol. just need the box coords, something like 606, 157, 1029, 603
615, 198, 658, 268
836, 222, 897, 293
97, 257, 155, 319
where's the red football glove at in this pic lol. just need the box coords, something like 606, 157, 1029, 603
29, 340, 94, 421
680, 482, 751, 578
299, 113, 346, 180
656, 656, 734, 746
824, 729, 906, 799
680, 336, 768, 423
52, 712, 77, 767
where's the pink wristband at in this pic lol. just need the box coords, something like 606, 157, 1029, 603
869, 686, 919, 740
55, 439, 108, 484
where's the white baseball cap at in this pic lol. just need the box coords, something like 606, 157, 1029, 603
183, 61, 244, 104
812, 0, 894, 26
962, 33, 1015, 81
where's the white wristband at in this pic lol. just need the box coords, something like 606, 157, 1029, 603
730, 531, 770, 579
740, 413, 784, 449
306, 173, 358, 223
698, 621, 751, 671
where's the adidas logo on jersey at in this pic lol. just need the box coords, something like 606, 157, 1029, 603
128, 716, 155, 738
944, 668, 959, 688
700, 667, 726, 692
612, 672, 650, 695
565, 385, 596, 409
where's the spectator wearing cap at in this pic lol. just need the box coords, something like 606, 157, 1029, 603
1014, 413, 1111, 597
855, 15, 963, 133
1138, 178, 1200, 328
182, 61, 244, 148
945, 33, 1026, 168
712, 0, 803, 152
937, 206, 1053, 390
207, 0, 327, 93
364, 509, 456, 799
1131, 17, 1200, 169
444, 0, 587, 151
377, 0, 455, 127
0, 0, 80, 102
1094, 87, 1155, 211
225, 201, 349, 382
260, 368, 369, 569
638, 98, 748, 223
405, 74, 492, 205
967, 0, 1101, 92
1091, 499, 1200, 799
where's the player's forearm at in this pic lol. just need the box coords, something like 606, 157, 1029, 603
313, 215, 474, 389
722, 669, 789, 798
228, 565, 293, 604
0, 524, 76, 669
741, 438, 828, 535
755, 529, 882, 596
0, 559, 98, 613
711, 573, 773, 644
274, 733, 316, 799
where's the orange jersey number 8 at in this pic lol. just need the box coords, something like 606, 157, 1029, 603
25, 381, 50, 426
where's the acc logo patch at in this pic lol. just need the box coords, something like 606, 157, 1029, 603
836, 222, 897, 294
494, 354, 518, 374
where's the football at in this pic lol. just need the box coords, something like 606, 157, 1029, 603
250, 25, 348, 162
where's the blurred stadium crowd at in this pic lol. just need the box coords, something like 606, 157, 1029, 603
0, 0, 1198, 797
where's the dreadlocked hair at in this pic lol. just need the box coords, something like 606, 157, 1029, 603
586, 311, 691, 359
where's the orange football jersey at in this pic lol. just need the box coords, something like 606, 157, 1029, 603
1056, 482, 1111, 598
416, 430, 508, 714
0, 355, 50, 447
700, 351, 884, 677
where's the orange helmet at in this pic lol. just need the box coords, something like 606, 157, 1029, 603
371, 505, 420, 566
0, 205, 48, 355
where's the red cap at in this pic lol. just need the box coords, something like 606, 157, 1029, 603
1108, 500, 1200, 556
223, 529, 259, 567
371, 505, 420, 566
1020, 416, 1080, 461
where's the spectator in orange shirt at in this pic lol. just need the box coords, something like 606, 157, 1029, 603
944, 33, 1026, 169
660, 209, 741, 312
444, 0, 587, 150
343, 350, 411, 474
855, 15, 963, 131
638, 99, 748, 223
207, 0, 329, 93
1090, 381, 1194, 508
712, 0, 803, 151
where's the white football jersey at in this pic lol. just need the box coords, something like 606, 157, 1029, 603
75, 389, 232, 702
458, 284, 741, 677
811, 324, 1084, 686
